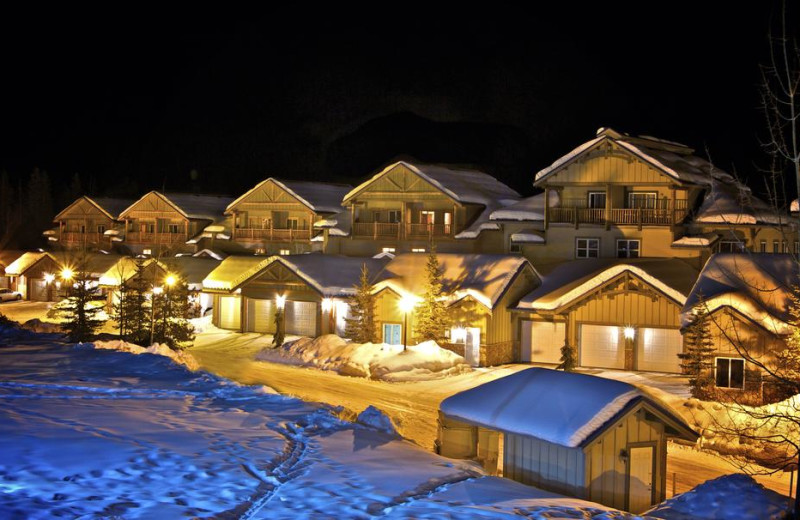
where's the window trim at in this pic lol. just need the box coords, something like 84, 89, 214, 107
616, 238, 641, 258
382, 322, 403, 345
575, 237, 600, 259
715, 357, 745, 389
627, 191, 659, 209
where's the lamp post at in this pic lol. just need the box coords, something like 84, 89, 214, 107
398, 295, 416, 351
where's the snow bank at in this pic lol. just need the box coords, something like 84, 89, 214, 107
255, 335, 471, 381
93, 340, 200, 371
188, 314, 215, 334
357, 405, 397, 435
646, 474, 788, 519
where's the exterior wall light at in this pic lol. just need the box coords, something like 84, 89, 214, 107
623, 326, 636, 340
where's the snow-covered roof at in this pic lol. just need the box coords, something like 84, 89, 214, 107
4, 252, 61, 276
489, 192, 560, 221
694, 177, 787, 225
97, 258, 165, 287
83, 254, 124, 277
510, 229, 545, 244
682, 253, 799, 334
671, 233, 721, 248
516, 258, 698, 312
374, 253, 536, 309
227, 179, 351, 215
202, 254, 389, 296
119, 192, 232, 221
0, 250, 25, 270
534, 128, 736, 188
440, 368, 696, 448
192, 249, 227, 261
53, 196, 135, 221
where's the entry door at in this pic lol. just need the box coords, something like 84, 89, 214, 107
579, 324, 625, 369
628, 446, 655, 513
637, 328, 682, 373
465, 328, 481, 366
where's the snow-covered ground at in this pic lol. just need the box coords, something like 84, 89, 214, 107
256, 335, 471, 381
1, 330, 653, 519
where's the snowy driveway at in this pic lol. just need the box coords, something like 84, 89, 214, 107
0, 333, 643, 519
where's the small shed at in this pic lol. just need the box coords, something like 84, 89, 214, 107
4, 252, 64, 301
438, 368, 697, 514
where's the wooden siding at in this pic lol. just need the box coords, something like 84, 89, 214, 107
503, 434, 585, 498
542, 143, 676, 187
123, 192, 187, 222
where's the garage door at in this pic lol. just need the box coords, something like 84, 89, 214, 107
286, 301, 317, 337
637, 327, 682, 373
247, 299, 275, 333
29, 279, 48, 301
580, 324, 625, 369
218, 296, 241, 330
520, 321, 564, 364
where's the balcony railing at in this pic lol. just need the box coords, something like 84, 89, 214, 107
406, 223, 453, 238
234, 227, 312, 241
126, 232, 186, 244
61, 231, 105, 244
549, 200, 689, 226
351, 222, 454, 239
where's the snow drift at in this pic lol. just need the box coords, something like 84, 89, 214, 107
255, 335, 471, 381
93, 340, 200, 371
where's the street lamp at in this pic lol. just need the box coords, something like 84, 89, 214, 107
60, 268, 74, 281
165, 274, 177, 287
398, 295, 417, 351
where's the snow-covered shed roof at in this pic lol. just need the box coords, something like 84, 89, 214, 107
202, 254, 389, 296
97, 257, 166, 287
671, 233, 721, 249
164, 257, 222, 289
374, 253, 536, 309
534, 128, 736, 188
516, 258, 698, 312
226, 179, 351, 215
83, 253, 124, 277
4, 252, 61, 276
53, 196, 135, 221
440, 368, 696, 448
510, 229, 545, 244
694, 178, 786, 225
682, 253, 799, 334
489, 192, 560, 222
119, 192, 233, 221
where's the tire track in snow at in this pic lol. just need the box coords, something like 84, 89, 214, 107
366, 470, 483, 516
216, 422, 312, 520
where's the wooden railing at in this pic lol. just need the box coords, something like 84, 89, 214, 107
352, 222, 401, 238
406, 223, 453, 238
234, 227, 312, 241
61, 232, 105, 244
126, 232, 186, 244
549, 202, 689, 226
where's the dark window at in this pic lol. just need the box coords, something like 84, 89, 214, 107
616, 239, 640, 258
718, 240, 745, 253
716, 358, 745, 389
576, 238, 599, 258
387, 210, 401, 223
588, 192, 606, 209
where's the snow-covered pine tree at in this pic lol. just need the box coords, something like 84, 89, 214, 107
120, 259, 152, 345
152, 276, 195, 350
558, 340, 577, 371
414, 249, 449, 343
54, 262, 104, 342
344, 263, 377, 343
678, 303, 716, 398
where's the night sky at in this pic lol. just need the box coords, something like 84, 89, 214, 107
1, 5, 791, 199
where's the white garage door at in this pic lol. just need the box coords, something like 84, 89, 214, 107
247, 299, 275, 333
520, 321, 564, 364
286, 301, 317, 337
580, 324, 625, 369
637, 327, 683, 373
219, 296, 241, 330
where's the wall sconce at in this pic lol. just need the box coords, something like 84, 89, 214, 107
623, 327, 635, 340
276, 294, 286, 310
321, 298, 333, 312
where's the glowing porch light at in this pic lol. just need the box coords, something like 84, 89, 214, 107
44, 273, 55, 284
321, 298, 333, 312
276, 294, 286, 310
165, 274, 177, 287
60, 268, 74, 281
623, 326, 636, 340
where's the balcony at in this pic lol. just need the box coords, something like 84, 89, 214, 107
548, 199, 689, 227
61, 231, 105, 244
234, 227, 312, 241
126, 232, 187, 244
352, 222, 453, 239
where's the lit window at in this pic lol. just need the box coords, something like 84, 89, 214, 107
382, 247, 396, 254
142, 249, 152, 256
279, 249, 291, 256
411, 248, 426, 253
616, 239, 640, 258
718, 240, 745, 253
420, 211, 435, 224
715, 358, 745, 389
576, 238, 599, 258
255, 248, 266, 255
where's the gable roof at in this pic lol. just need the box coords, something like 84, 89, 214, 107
440, 368, 697, 448
0, 250, 25, 270
694, 177, 787, 225
516, 258, 698, 312
683, 253, 798, 334
119, 192, 232, 221
344, 161, 520, 206
373, 253, 536, 309
4, 252, 61, 276
534, 127, 736, 187
489, 191, 560, 222
54, 196, 134, 221
97, 257, 166, 287
226, 178, 351, 215
202, 254, 389, 296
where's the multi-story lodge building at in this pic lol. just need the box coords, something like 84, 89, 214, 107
204, 178, 351, 256
46, 196, 133, 250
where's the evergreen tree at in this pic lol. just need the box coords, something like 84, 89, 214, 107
414, 250, 449, 343
54, 262, 105, 342
272, 306, 285, 347
344, 264, 378, 343
678, 303, 716, 398
120, 259, 153, 345
0, 171, 19, 248
152, 275, 195, 349
558, 340, 577, 371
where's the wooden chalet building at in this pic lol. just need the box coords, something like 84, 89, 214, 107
47, 196, 133, 250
